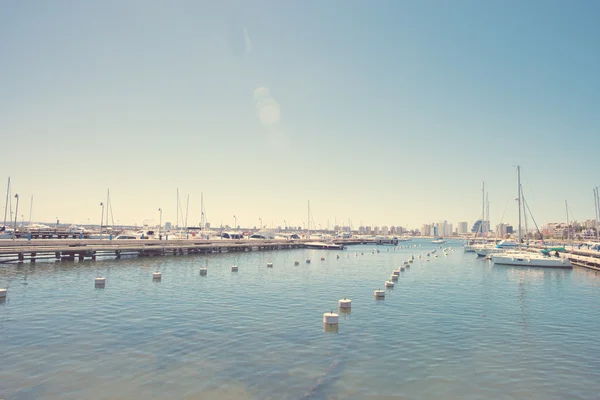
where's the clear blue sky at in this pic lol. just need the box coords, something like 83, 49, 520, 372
1, 1, 599, 229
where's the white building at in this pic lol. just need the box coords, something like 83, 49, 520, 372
381, 226, 389, 235
458, 221, 468, 235
421, 224, 431, 236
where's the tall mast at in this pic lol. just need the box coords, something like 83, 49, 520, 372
29, 195, 33, 226
200, 192, 204, 230
565, 200, 570, 242
176, 189, 179, 230
106, 189, 110, 227
597, 187, 600, 241
307, 200, 310, 236
185, 194, 190, 230
517, 166, 522, 247
3, 177, 10, 227
594, 188, 598, 240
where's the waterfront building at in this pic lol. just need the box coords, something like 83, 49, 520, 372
421, 224, 432, 236
381, 226, 389, 235
458, 221, 468, 235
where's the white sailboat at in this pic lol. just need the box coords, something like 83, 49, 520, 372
491, 166, 572, 269
304, 201, 344, 250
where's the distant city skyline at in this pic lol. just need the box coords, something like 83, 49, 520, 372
1, 2, 599, 228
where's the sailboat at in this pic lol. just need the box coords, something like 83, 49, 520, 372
491, 166, 572, 268
304, 201, 344, 250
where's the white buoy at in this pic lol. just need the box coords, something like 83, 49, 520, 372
95, 277, 106, 287
267, 262, 273, 268
306, 259, 311, 263
374, 289, 385, 299
231, 265, 238, 272
0, 288, 7, 298
153, 271, 162, 280
390, 274, 398, 281
323, 312, 339, 325
294, 260, 300, 265
385, 281, 395, 288
199, 268, 208, 276
392, 269, 400, 276
339, 297, 352, 309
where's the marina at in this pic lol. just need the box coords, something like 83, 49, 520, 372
2, 239, 600, 399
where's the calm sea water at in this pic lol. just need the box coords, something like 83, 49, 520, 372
1, 239, 600, 399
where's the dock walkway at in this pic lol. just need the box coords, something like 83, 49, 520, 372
0, 238, 375, 263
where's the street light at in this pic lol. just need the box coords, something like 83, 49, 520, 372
259, 218, 262, 231
233, 215, 237, 231
13, 194, 19, 231
100, 202, 104, 233
158, 208, 162, 234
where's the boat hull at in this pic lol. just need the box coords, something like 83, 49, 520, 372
305, 242, 344, 250
491, 254, 572, 268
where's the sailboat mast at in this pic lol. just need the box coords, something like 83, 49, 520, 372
106, 189, 110, 227
176, 189, 179, 230
29, 195, 33, 226
308, 200, 311, 235
594, 188, 598, 240
185, 194, 189, 230
597, 186, 600, 241
517, 166, 522, 246
565, 200, 569, 242
200, 193, 204, 230
3, 177, 10, 227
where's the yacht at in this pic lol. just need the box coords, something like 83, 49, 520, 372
220, 231, 244, 239
431, 238, 446, 244
304, 241, 344, 250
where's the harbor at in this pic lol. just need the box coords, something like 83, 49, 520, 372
2, 239, 600, 399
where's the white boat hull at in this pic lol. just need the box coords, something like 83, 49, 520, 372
305, 241, 343, 250
491, 253, 572, 268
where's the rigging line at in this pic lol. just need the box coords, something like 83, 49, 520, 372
521, 192, 547, 249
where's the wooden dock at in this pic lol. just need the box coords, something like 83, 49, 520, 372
0, 238, 376, 263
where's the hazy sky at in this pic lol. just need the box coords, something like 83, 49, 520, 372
1, 1, 599, 229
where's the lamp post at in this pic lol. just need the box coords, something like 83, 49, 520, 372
259, 218, 262, 231
284, 220, 287, 231
100, 202, 104, 233
13, 194, 19, 232
233, 215, 237, 231
158, 208, 162, 234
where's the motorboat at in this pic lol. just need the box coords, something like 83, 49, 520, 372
431, 238, 446, 244
304, 241, 344, 250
